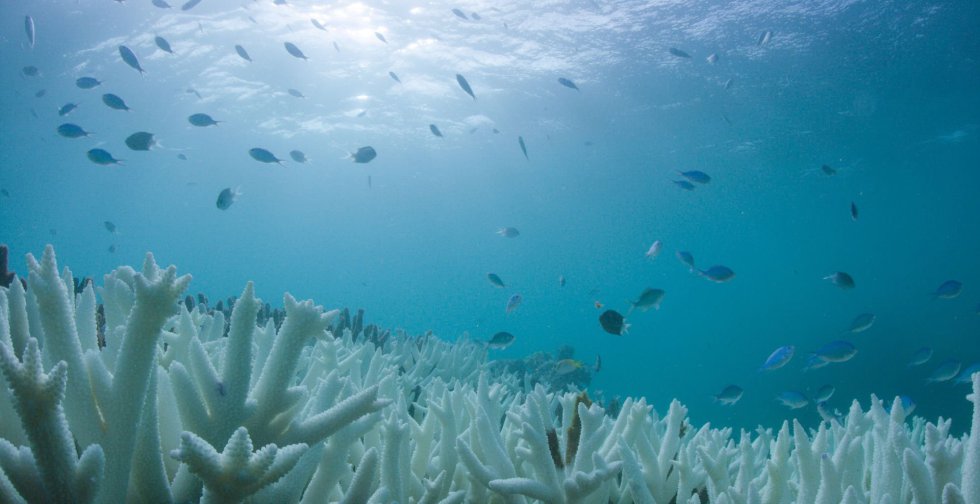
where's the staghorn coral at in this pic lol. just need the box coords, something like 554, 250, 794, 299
0, 246, 978, 503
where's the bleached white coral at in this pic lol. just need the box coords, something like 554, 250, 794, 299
0, 246, 978, 503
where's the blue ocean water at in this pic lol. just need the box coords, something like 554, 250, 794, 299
1, 0, 978, 434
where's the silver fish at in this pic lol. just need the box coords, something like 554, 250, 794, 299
25, 16, 35, 48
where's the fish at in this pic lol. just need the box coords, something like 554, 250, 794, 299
821, 164, 837, 175
824, 271, 855, 289
802, 354, 830, 372
813, 340, 857, 363
758, 30, 773, 46
817, 401, 842, 423
118, 45, 145, 74
815, 384, 835, 403
76, 77, 102, 89
311, 19, 327, 31
289, 150, 307, 163
429, 124, 443, 137
558, 77, 579, 90
181, 0, 201, 10
933, 280, 963, 299
955, 363, 980, 384
22, 66, 39, 77
58, 103, 78, 116
284, 42, 308, 60
188, 113, 220, 127
102, 93, 130, 111
486, 273, 505, 288
628, 288, 665, 313
699, 266, 735, 283
56, 123, 91, 138
706, 53, 718, 64
333, 42, 340, 52
849, 313, 875, 333
518, 136, 528, 160
186, 88, 202, 99
908, 347, 933, 367
35, 89, 46, 97
713, 385, 743, 405
287, 89, 305, 98
125, 132, 155, 151
87, 149, 122, 165
760, 345, 795, 371
375, 32, 388, 44
676, 251, 695, 271
235, 45, 252, 62
594, 354, 601, 373
487, 331, 515, 350
505, 294, 522, 314
645, 240, 662, 259
668, 47, 691, 58
673, 180, 696, 191
216, 187, 241, 210
555, 359, 583, 375
108, 245, 116, 254
389, 71, 401, 83
777, 391, 809, 409
350, 146, 377, 163
456, 73, 476, 100
927, 359, 961, 383
471, 12, 481, 20
599, 310, 629, 335
104, 221, 117, 233
559, 275, 566, 287
249, 148, 283, 164
152, 0, 171, 8
25, 16, 35, 48
451, 8, 468, 20
177, 153, 188, 161
497, 227, 520, 238
154, 36, 174, 54
679, 170, 711, 184
850, 202, 858, 221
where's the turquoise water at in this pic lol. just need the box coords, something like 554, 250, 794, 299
1, 1, 978, 433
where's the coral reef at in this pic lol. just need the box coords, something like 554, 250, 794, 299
0, 246, 978, 503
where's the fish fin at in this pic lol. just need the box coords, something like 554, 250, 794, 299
621, 322, 630, 335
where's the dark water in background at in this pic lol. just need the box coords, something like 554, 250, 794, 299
1, 0, 978, 433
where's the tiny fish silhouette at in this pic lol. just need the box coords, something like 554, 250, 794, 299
249, 148, 282, 164
456, 73, 476, 100
284, 42, 308, 60
118, 45, 145, 74
235, 45, 252, 62
154, 36, 174, 54
518, 136, 528, 160
557, 77, 579, 90
429, 124, 443, 137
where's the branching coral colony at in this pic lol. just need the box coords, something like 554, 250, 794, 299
0, 245, 978, 504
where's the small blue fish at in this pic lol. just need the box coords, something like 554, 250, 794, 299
389, 71, 401, 83
669, 47, 691, 58
518, 136, 528, 160
487, 331, 515, 350
927, 359, 961, 383
486, 273, 505, 288
933, 280, 962, 299
375, 32, 388, 44
678, 170, 711, 184
505, 293, 522, 314
118, 45, 145, 74
850, 201, 858, 221
249, 148, 282, 165
777, 391, 808, 409
235, 45, 252, 62
154, 36, 174, 54
713, 385, 743, 405
824, 271, 855, 289
849, 313, 875, 333
188, 113, 220, 127
456, 73, 476, 100
76, 77, 102, 89
57, 123, 91, 138
813, 340, 857, 363
497, 227, 520, 238
599, 310, 629, 335
814, 384, 835, 403
216, 187, 240, 210
284, 42, 308, 60
289, 150, 307, 163
760, 345, 795, 371
908, 347, 933, 367
287, 89, 305, 98
311, 19, 327, 31
350, 146, 377, 163
152, 0, 171, 8
676, 251, 695, 273
955, 363, 980, 384
673, 180, 695, 191
802, 354, 830, 372
58, 103, 78, 116
125, 132, 155, 151
885, 395, 916, 415
429, 124, 443, 137
102, 93, 130, 111
451, 8, 468, 20
181, 0, 201, 10
558, 77, 579, 90
22, 66, 39, 77
699, 265, 735, 283
87, 148, 122, 165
